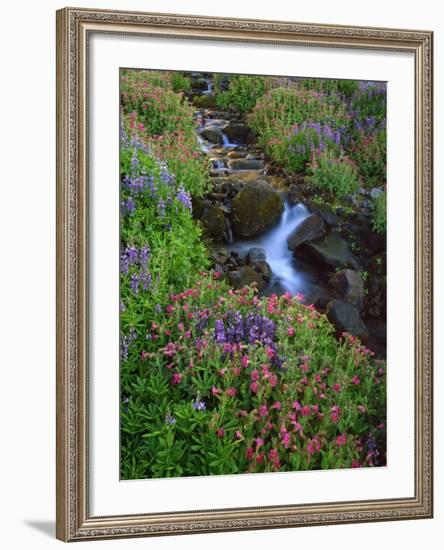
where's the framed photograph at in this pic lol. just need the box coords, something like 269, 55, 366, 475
56, 7, 433, 542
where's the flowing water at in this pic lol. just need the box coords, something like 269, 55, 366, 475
228, 202, 315, 296
194, 79, 317, 297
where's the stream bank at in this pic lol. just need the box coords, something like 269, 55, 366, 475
188, 73, 386, 357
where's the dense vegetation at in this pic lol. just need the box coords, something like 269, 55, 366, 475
120, 69, 387, 479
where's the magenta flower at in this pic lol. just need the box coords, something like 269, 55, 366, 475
287, 327, 295, 336
300, 405, 311, 416
226, 387, 237, 397
259, 405, 268, 417
281, 432, 291, 449
352, 375, 361, 385
293, 400, 302, 411
211, 385, 222, 396
241, 355, 250, 368
171, 372, 182, 385
332, 383, 341, 392
336, 433, 347, 447
330, 405, 340, 423
271, 401, 282, 410
250, 369, 260, 382
216, 428, 225, 438
250, 381, 259, 394
246, 447, 254, 460
255, 437, 264, 450
268, 374, 278, 388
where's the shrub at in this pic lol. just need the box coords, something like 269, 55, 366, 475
247, 87, 349, 173
348, 82, 386, 135
121, 278, 386, 479
307, 150, 360, 198
216, 75, 269, 114
299, 78, 360, 99
267, 122, 344, 174
372, 190, 387, 234
349, 128, 386, 187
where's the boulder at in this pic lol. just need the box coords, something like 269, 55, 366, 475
246, 247, 267, 264
227, 266, 264, 290
200, 205, 226, 240
304, 232, 359, 269
329, 269, 365, 309
228, 159, 265, 171
200, 125, 224, 145
287, 214, 325, 250
253, 260, 272, 283
326, 300, 369, 342
222, 123, 255, 145
232, 182, 284, 237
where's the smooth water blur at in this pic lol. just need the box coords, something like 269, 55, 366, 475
230, 203, 313, 295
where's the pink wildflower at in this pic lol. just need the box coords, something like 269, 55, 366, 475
300, 405, 311, 416
250, 369, 260, 382
255, 438, 264, 450
287, 327, 295, 336
336, 433, 347, 447
250, 381, 259, 394
259, 405, 268, 417
352, 375, 361, 385
332, 383, 341, 393
330, 405, 340, 423
272, 401, 282, 410
216, 428, 225, 438
241, 355, 250, 368
246, 447, 254, 460
211, 385, 222, 396
171, 372, 182, 385
226, 387, 237, 397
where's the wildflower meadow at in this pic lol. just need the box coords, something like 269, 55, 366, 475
120, 69, 387, 479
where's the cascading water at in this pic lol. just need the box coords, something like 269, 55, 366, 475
230, 202, 313, 295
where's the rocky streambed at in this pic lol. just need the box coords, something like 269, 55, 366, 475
188, 73, 387, 357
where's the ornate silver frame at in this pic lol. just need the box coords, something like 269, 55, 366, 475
56, 7, 433, 542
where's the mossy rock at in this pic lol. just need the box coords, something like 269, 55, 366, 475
193, 95, 217, 109
232, 182, 284, 237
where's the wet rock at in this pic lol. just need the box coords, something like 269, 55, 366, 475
228, 266, 264, 290
200, 125, 224, 145
329, 269, 365, 310
212, 247, 229, 265
226, 150, 247, 159
200, 205, 226, 240
310, 204, 340, 227
246, 247, 267, 264
287, 184, 305, 206
191, 196, 206, 220
326, 300, 369, 342
304, 232, 360, 269
193, 95, 217, 109
253, 260, 272, 283
190, 77, 209, 91
232, 182, 284, 238
287, 214, 325, 251
222, 123, 255, 145
370, 187, 384, 199
228, 159, 265, 171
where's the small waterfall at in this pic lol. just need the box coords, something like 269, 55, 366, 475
202, 80, 213, 96
230, 202, 312, 295
222, 133, 237, 148
212, 159, 227, 170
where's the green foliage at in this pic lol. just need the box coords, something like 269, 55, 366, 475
120, 277, 386, 478
372, 190, 387, 234
350, 129, 386, 187
170, 71, 191, 94
299, 78, 360, 98
307, 150, 360, 198
216, 75, 268, 114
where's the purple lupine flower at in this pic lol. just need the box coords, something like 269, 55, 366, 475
165, 411, 176, 425
121, 197, 136, 215
215, 319, 225, 343
158, 198, 166, 217
130, 273, 139, 293
192, 399, 206, 411
139, 245, 150, 269
176, 185, 192, 211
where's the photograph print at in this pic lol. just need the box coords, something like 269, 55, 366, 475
119, 69, 387, 480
